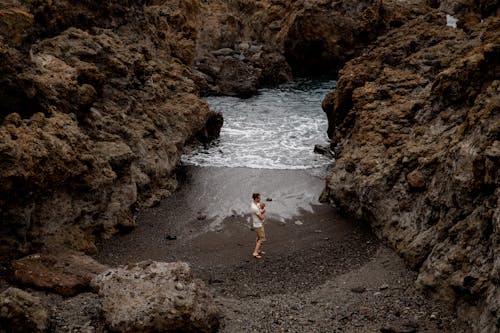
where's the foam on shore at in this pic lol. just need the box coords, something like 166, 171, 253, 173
181, 79, 336, 169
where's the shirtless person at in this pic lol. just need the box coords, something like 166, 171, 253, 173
251, 193, 266, 259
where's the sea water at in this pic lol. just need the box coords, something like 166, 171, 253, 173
181, 78, 336, 170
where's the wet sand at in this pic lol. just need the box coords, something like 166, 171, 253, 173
96, 166, 469, 332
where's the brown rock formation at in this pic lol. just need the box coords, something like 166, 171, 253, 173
0, 0, 433, 257
427, 0, 499, 18
194, 0, 428, 96
321, 11, 499, 332
0, 0, 221, 256
0, 287, 49, 333
10, 248, 109, 296
1, 0, 497, 330
91, 261, 219, 333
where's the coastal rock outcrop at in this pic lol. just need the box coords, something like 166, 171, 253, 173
10, 248, 108, 296
427, 0, 499, 18
321, 11, 499, 332
194, 0, 428, 96
0, 0, 429, 259
0, 287, 49, 333
1, 0, 497, 331
91, 261, 219, 333
0, 0, 221, 257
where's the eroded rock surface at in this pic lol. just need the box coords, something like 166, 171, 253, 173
0, 0, 221, 257
0, 0, 431, 259
91, 261, 219, 333
10, 248, 108, 296
0, 287, 49, 333
322, 11, 499, 332
194, 0, 428, 96
0, 0, 498, 332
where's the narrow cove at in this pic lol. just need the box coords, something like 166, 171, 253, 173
96, 80, 467, 332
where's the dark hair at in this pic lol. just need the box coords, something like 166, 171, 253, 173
252, 193, 260, 200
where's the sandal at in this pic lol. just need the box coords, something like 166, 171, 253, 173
259, 251, 266, 255
253, 254, 262, 259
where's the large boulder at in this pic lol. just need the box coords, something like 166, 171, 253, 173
0, 287, 48, 333
10, 248, 109, 296
91, 261, 219, 333
321, 11, 499, 332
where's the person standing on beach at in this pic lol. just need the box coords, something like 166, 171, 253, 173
251, 193, 266, 259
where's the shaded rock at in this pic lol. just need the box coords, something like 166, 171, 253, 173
428, 0, 499, 18
380, 325, 417, 333
195, 111, 224, 143
351, 287, 366, 294
0, 0, 222, 255
258, 52, 293, 86
0, 287, 48, 333
314, 144, 334, 158
0, 8, 33, 47
211, 48, 235, 56
91, 261, 219, 333
406, 170, 426, 190
10, 248, 108, 296
322, 9, 500, 332
283, 0, 428, 76
215, 57, 261, 97
195, 0, 423, 93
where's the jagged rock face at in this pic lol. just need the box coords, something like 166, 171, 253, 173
0, 1, 222, 256
91, 261, 219, 333
322, 12, 499, 332
284, 0, 385, 76
427, 0, 499, 33
194, 0, 427, 96
0, 287, 49, 333
427, 0, 499, 18
0, 0, 425, 256
194, 0, 293, 96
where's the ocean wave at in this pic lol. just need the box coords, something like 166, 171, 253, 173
182, 78, 337, 170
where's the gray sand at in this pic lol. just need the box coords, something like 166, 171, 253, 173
96, 166, 470, 332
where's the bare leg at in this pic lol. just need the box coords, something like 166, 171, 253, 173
253, 238, 261, 257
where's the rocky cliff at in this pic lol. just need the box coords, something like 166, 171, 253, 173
194, 0, 428, 96
0, 0, 222, 257
321, 8, 499, 332
1, 0, 499, 331
0, 0, 427, 258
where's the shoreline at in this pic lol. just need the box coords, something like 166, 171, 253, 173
96, 166, 470, 332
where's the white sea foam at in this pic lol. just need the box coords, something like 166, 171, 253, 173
182, 79, 336, 169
